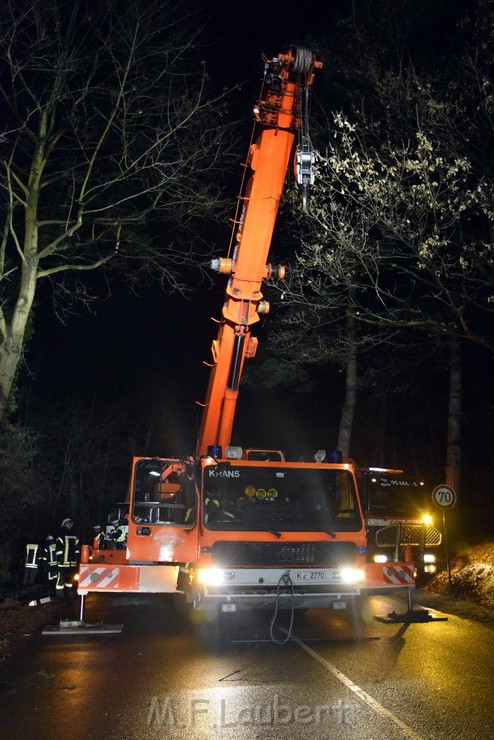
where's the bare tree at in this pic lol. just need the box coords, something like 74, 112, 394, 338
0, 0, 235, 421
285, 115, 493, 353
264, 0, 494, 480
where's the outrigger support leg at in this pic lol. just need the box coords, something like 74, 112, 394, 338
374, 588, 448, 624
79, 592, 85, 621
42, 592, 124, 635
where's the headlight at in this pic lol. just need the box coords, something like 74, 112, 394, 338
423, 553, 436, 563
424, 564, 437, 574
341, 567, 365, 584
373, 554, 388, 563
197, 568, 224, 586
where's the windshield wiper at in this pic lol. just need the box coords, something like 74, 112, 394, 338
260, 524, 282, 538
236, 511, 282, 538
303, 515, 336, 538
247, 521, 282, 538
302, 522, 336, 538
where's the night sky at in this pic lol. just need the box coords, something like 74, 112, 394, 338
17, 0, 494, 540
24, 0, 345, 447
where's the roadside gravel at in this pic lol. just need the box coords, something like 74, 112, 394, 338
0, 586, 66, 671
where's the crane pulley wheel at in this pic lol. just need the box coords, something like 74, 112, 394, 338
291, 47, 313, 74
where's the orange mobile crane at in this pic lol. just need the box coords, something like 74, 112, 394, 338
77, 47, 416, 624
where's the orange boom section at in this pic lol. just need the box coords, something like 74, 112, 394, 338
196, 48, 322, 456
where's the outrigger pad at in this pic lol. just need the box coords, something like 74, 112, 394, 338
42, 619, 123, 635
374, 609, 448, 624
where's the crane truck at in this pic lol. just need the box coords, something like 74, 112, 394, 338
78, 47, 416, 623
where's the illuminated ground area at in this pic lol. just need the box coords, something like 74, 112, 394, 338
1, 540, 494, 669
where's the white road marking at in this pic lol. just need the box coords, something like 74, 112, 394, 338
287, 631, 424, 740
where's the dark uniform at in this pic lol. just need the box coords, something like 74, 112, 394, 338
92, 525, 105, 550
204, 495, 235, 523
55, 518, 80, 597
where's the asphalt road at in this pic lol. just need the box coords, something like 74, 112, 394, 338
0, 592, 492, 739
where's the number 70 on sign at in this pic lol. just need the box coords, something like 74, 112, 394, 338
432, 484, 457, 509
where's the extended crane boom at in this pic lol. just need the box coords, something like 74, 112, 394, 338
196, 47, 322, 457
76, 47, 419, 632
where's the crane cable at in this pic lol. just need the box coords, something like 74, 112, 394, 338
292, 46, 313, 74
295, 51, 315, 213
269, 572, 295, 644
227, 47, 314, 258
226, 113, 259, 261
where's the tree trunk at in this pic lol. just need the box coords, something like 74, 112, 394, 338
445, 339, 461, 494
337, 314, 357, 458
0, 188, 39, 422
0, 264, 38, 421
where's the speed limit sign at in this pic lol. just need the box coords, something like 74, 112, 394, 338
432, 484, 457, 509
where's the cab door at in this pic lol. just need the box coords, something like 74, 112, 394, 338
126, 457, 199, 565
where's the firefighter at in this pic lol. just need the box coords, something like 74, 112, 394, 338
92, 525, 105, 550
41, 535, 58, 595
114, 516, 128, 549
204, 490, 235, 523
55, 518, 80, 598
22, 541, 40, 585
105, 518, 118, 548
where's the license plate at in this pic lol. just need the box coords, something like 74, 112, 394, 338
294, 570, 328, 581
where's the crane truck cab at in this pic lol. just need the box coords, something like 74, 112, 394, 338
82, 457, 199, 595
184, 448, 367, 613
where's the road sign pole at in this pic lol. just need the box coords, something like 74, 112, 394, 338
432, 484, 457, 595
442, 509, 452, 593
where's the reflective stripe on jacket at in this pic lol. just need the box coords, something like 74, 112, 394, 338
43, 540, 58, 567
56, 534, 80, 567
25, 543, 39, 568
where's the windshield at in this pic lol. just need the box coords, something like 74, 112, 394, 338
203, 464, 362, 533
132, 458, 196, 525
367, 475, 429, 518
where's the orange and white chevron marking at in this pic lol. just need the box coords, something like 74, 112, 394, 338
77, 563, 178, 593
79, 565, 120, 589
383, 565, 415, 585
